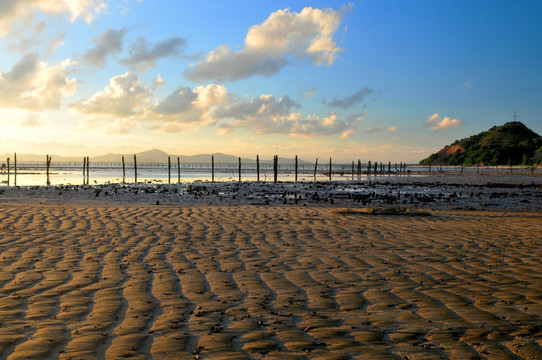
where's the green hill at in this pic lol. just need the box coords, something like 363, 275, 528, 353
420, 122, 542, 166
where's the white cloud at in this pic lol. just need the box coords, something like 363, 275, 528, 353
78, 117, 141, 135
0, 109, 46, 127
153, 89, 361, 137
325, 86, 374, 109
302, 88, 317, 98
82, 28, 126, 67
0, 53, 77, 111
70, 72, 151, 117
151, 84, 229, 127
424, 113, 465, 130
0, 0, 107, 35
70, 74, 360, 137
184, 4, 351, 82
120, 36, 187, 72
215, 95, 359, 137
367, 125, 396, 133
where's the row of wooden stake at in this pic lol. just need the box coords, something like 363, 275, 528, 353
3, 154, 409, 186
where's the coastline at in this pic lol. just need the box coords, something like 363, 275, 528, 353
1, 173, 541, 211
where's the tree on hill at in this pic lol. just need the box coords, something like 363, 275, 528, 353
420, 122, 542, 166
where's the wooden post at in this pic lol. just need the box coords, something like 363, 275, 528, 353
168, 156, 171, 184
295, 155, 298, 182
177, 157, 181, 183
83, 157, 86, 184
46, 155, 51, 186
6, 157, 10, 186
352, 161, 355, 180
357, 159, 361, 179
122, 156, 126, 184
14, 153, 17, 186
313, 158, 318, 181
374, 161, 378, 175
211, 155, 214, 182
238, 157, 241, 182
256, 155, 260, 182
388, 161, 391, 174
86, 156, 90, 184
367, 160, 371, 176
274, 155, 278, 183
134, 155, 138, 183
329, 157, 332, 181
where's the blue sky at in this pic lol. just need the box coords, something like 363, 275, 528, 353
0, 0, 540, 162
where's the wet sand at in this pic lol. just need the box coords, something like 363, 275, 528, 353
0, 200, 541, 359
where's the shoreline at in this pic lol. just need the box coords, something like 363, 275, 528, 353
1, 173, 541, 211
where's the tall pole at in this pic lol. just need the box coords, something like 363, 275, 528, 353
274, 155, 278, 183
122, 156, 126, 184
168, 156, 171, 184
14, 153, 16, 186
256, 155, 260, 182
177, 157, 181, 183
314, 158, 318, 181
329, 157, 332, 181
238, 157, 241, 182
357, 159, 361, 180
211, 155, 214, 182
86, 156, 89, 184
46, 155, 51, 186
134, 155, 138, 183
6, 157, 10, 186
295, 155, 298, 183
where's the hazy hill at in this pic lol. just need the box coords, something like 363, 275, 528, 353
420, 122, 542, 166
1, 149, 311, 165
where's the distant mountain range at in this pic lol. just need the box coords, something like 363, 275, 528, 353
0, 149, 312, 165
420, 122, 542, 166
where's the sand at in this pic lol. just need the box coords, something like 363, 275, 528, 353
0, 193, 541, 359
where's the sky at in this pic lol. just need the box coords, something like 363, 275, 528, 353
0, 0, 541, 163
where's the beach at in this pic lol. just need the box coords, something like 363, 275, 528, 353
0, 176, 541, 359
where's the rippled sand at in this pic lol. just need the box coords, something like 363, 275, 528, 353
0, 203, 541, 359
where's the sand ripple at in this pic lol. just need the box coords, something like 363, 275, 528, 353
0, 204, 541, 359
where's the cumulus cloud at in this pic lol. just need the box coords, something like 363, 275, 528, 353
424, 113, 465, 130
302, 88, 317, 98
0, 109, 46, 127
367, 125, 396, 133
70, 71, 152, 117
6, 20, 65, 55
0, 53, 77, 110
325, 86, 374, 109
121, 36, 187, 72
184, 4, 351, 82
214, 95, 359, 137
71, 72, 359, 137
151, 84, 229, 126
0, 0, 107, 35
82, 28, 126, 67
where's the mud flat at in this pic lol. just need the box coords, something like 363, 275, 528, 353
0, 193, 541, 359
0, 172, 541, 211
